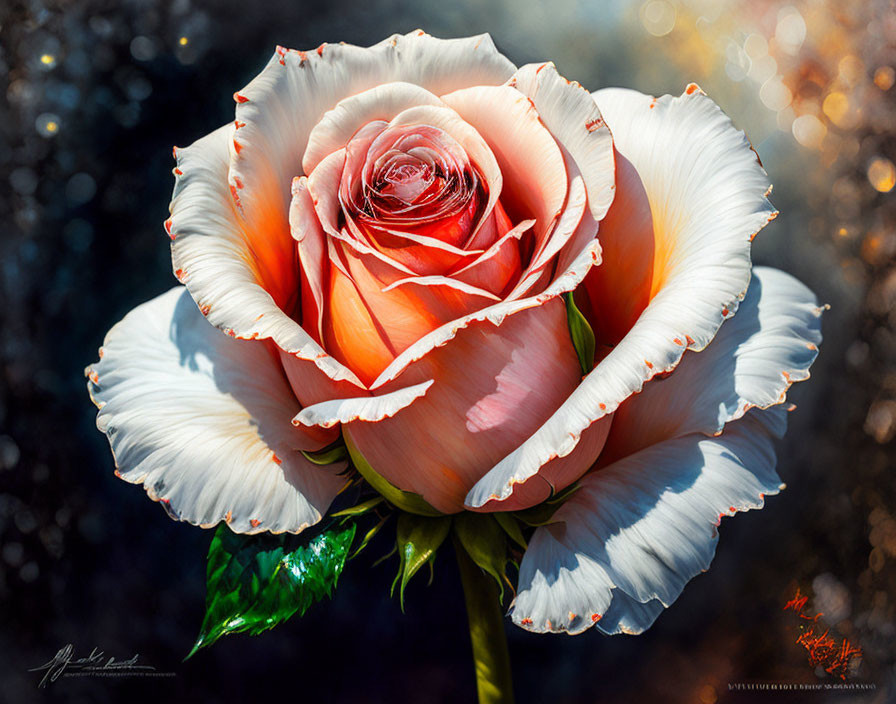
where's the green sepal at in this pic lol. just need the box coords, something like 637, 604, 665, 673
187, 522, 355, 659
344, 433, 443, 517
330, 496, 384, 519
493, 512, 528, 550
453, 513, 510, 601
563, 291, 596, 375
350, 514, 389, 560
392, 513, 452, 610
301, 440, 349, 466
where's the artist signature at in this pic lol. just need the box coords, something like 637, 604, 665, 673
29, 644, 162, 688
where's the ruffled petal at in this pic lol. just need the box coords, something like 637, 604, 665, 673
509, 62, 616, 223
601, 266, 824, 462
512, 409, 785, 634
169, 124, 365, 403
86, 288, 347, 534
466, 84, 777, 507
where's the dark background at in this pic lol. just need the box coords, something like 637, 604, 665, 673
1, 1, 894, 702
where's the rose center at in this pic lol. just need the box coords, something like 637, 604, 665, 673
340, 123, 485, 246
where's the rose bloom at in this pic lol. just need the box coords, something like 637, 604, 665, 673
87, 31, 822, 635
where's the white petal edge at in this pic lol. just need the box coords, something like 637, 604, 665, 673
170, 124, 366, 391
293, 380, 434, 429
602, 266, 824, 460
510, 62, 616, 223
86, 287, 348, 534
465, 84, 778, 508
511, 409, 785, 634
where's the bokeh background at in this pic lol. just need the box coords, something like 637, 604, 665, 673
1, 0, 894, 702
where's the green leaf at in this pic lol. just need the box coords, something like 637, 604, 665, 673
453, 513, 510, 601
563, 291, 596, 375
188, 523, 355, 659
301, 440, 349, 466
344, 433, 443, 517
393, 513, 452, 610
330, 496, 384, 519
493, 512, 528, 550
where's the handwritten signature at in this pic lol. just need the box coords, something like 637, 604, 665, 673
29, 644, 158, 688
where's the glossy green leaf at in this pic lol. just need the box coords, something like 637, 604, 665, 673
563, 291, 596, 375
453, 513, 510, 601
392, 513, 451, 610
300, 440, 349, 466
344, 433, 443, 517
493, 512, 528, 550
188, 523, 355, 658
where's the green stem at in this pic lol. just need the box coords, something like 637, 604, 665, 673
454, 536, 515, 704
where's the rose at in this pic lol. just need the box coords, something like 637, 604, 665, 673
87, 31, 822, 635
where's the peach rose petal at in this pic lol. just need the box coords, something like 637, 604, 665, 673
450, 216, 532, 297
86, 287, 347, 535
289, 176, 328, 342
464, 84, 777, 510
343, 297, 587, 514
324, 236, 492, 385
441, 84, 567, 245
508, 159, 590, 301
302, 82, 444, 174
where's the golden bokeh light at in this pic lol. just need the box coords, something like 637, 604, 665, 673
792, 114, 826, 149
867, 157, 896, 193
874, 66, 894, 91
640, 0, 676, 37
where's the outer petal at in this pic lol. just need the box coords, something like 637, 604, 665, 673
169, 124, 365, 404
602, 266, 823, 462
466, 84, 777, 508
512, 409, 785, 634
86, 288, 347, 534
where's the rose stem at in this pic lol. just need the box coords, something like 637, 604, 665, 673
453, 535, 515, 704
